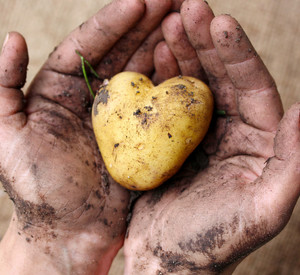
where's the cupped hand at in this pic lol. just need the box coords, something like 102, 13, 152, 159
0, 0, 178, 274
124, 1, 300, 274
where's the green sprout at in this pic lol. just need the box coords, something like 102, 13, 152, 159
76, 50, 100, 99
216, 110, 226, 116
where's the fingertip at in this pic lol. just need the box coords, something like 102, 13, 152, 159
1, 31, 28, 61
161, 12, 188, 60
161, 12, 182, 41
210, 14, 238, 41
127, 0, 146, 16
154, 41, 174, 60
210, 14, 237, 41
181, 0, 214, 19
153, 41, 179, 84
161, 12, 181, 30
0, 31, 29, 88
210, 14, 233, 28
180, 0, 215, 50
162, 12, 204, 79
210, 15, 256, 64
161, 12, 192, 57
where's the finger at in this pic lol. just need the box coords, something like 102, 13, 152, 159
123, 27, 163, 77
210, 15, 284, 131
161, 12, 205, 80
274, 102, 300, 160
0, 32, 28, 89
152, 41, 180, 84
257, 103, 300, 228
181, 0, 238, 116
96, 0, 172, 79
0, 32, 28, 120
45, 0, 146, 74
27, 0, 148, 119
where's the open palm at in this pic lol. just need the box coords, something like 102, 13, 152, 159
124, 1, 300, 274
0, 0, 178, 274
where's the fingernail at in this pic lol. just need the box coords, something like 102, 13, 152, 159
1, 33, 9, 54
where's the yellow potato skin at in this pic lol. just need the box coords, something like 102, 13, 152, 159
92, 72, 213, 191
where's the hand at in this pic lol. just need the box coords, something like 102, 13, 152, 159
124, 1, 300, 274
0, 0, 176, 274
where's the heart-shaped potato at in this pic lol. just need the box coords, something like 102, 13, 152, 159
92, 72, 213, 190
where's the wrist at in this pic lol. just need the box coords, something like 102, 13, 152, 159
0, 212, 122, 275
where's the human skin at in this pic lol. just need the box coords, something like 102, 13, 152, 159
124, 0, 300, 274
0, 0, 183, 274
0, 0, 299, 274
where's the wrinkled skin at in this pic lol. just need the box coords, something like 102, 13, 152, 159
0, 0, 182, 274
0, 0, 299, 274
124, 1, 300, 274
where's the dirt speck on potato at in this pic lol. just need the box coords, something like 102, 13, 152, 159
144, 106, 153, 111
174, 84, 186, 90
93, 87, 110, 115
141, 116, 148, 125
133, 109, 142, 116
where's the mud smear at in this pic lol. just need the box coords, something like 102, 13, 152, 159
153, 243, 204, 273
178, 225, 226, 260
93, 86, 109, 115
0, 173, 57, 226
146, 183, 169, 206
101, 171, 110, 195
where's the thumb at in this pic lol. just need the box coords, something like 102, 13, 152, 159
0, 32, 29, 117
259, 102, 300, 224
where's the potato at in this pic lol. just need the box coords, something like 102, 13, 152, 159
92, 72, 213, 190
